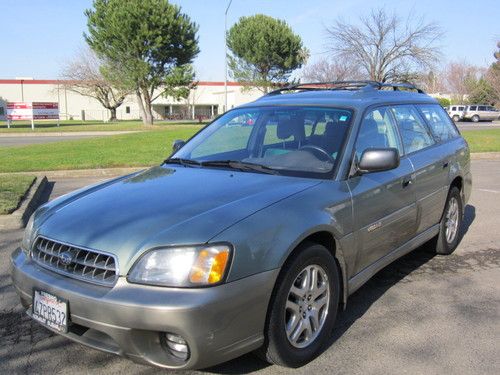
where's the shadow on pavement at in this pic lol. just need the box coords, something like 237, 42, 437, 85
1, 203, 477, 374
206, 205, 477, 374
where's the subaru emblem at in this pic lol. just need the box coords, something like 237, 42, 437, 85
59, 251, 74, 266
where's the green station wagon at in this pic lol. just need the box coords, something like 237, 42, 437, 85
11, 81, 472, 369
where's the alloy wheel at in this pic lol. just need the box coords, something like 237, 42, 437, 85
284, 264, 330, 349
445, 197, 460, 243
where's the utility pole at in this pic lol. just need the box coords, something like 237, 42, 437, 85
224, 0, 233, 113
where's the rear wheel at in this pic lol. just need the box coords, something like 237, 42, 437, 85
434, 186, 463, 255
257, 242, 339, 367
471, 115, 480, 123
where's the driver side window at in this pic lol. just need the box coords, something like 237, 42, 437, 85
355, 107, 402, 159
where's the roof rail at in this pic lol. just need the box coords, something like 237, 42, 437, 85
266, 80, 425, 96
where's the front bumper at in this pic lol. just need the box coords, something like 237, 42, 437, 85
10, 248, 279, 369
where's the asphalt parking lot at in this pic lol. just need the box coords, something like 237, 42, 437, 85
456, 119, 500, 131
0, 131, 137, 147
0, 160, 499, 374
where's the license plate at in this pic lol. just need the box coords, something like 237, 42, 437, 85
32, 290, 68, 333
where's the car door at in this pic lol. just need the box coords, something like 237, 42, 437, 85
348, 106, 417, 275
393, 104, 449, 234
486, 106, 498, 120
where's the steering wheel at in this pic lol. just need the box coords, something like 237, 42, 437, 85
299, 145, 335, 163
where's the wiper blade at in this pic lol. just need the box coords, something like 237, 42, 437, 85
163, 157, 201, 167
200, 160, 278, 175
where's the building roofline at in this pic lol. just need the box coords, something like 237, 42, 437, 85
0, 79, 243, 86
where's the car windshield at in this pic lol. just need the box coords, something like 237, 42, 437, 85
169, 106, 353, 178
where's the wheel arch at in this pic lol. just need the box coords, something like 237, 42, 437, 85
279, 228, 349, 309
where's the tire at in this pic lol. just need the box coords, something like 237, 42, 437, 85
471, 115, 480, 123
434, 186, 463, 255
452, 115, 460, 122
257, 242, 340, 367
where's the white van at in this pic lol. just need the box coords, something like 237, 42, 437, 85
446, 105, 466, 122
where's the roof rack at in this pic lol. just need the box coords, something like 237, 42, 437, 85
266, 80, 425, 96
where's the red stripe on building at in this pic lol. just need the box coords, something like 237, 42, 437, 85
0, 79, 243, 86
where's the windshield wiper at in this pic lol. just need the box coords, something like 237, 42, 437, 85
200, 160, 279, 175
163, 157, 201, 167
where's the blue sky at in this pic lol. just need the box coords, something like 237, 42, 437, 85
1, 0, 498, 80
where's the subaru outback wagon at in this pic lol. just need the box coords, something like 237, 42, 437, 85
11, 81, 471, 370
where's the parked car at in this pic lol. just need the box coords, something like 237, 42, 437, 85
11, 81, 472, 370
462, 104, 499, 122
445, 104, 466, 122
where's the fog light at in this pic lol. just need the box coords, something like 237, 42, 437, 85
163, 333, 190, 361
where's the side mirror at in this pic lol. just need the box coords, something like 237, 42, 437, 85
357, 148, 400, 174
172, 139, 185, 153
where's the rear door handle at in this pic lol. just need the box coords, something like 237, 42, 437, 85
443, 161, 449, 169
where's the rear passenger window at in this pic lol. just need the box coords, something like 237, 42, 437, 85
417, 104, 459, 142
391, 106, 434, 154
355, 107, 402, 159
478, 106, 486, 111
469, 106, 477, 111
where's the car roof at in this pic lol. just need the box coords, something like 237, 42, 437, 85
239, 86, 438, 111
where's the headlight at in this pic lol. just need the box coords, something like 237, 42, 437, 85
21, 213, 36, 254
127, 245, 232, 287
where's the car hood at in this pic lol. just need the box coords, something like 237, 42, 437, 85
37, 166, 320, 274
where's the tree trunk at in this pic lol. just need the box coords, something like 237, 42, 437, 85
109, 107, 117, 121
136, 91, 149, 125
142, 87, 154, 125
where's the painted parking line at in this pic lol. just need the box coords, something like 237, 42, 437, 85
477, 188, 500, 194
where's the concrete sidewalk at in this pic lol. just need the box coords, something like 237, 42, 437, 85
0, 131, 139, 137
0, 131, 141, 147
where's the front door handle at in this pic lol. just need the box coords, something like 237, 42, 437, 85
402, 176, 412, 188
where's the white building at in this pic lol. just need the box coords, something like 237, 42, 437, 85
0, 79, 263, 121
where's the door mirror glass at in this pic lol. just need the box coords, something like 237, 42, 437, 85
358, 148, 400, 174
172, 139, 186, 153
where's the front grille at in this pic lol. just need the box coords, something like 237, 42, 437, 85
31, 236, 118, 286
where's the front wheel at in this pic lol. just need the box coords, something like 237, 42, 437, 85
471, 115, 480, 123
434, 186, 463, 255
257, 242, 340, 367
452, 115, 460, 122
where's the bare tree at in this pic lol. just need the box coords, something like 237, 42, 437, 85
61, 49, 130, 121
444, 61, 481, 102
419, 70, 447, 94
301, 57, 364, 82
325, 8, 443, 83
486, 42, 500, 105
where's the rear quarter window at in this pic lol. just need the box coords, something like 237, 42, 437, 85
417, 104, 459, 142
391, 105, 435, 154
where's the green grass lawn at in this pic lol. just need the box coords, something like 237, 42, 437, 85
0, 175, 36, 214
0, 126, 497, 174
0, 126, 202, 173
0, 119, 206, 133
462, 129, 500, 153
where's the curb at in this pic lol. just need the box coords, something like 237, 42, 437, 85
0, 167, 145, 179
470, 152, 500, 160
0, 176, 48, 230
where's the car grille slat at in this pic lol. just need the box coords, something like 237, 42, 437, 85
30, 236, 118, 286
